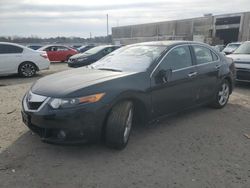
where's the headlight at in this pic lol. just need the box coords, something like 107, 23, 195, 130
49, 93, 105, 109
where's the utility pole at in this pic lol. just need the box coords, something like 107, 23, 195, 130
107, 14, 109, 37
248, 22, 250, 41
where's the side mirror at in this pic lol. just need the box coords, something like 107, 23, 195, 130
156, 69, 172, 83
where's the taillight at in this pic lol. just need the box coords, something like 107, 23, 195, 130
40, 53, 48, 59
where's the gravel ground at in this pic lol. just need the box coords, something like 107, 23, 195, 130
0, 63, 250, 188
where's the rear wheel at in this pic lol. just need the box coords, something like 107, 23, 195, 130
210, 79, 230, 109
18, 62, 37, 77
105, 101, 134, 150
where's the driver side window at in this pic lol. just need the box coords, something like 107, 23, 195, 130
160, 46, 192, 70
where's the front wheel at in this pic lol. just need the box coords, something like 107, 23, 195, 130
105, 101, 134, 150
210, 79, 230, 109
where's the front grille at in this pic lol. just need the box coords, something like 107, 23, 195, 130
236, 69, 250, 81
27, 102, 43, 110
234, 61, 250, 65
25, 91, 47, 111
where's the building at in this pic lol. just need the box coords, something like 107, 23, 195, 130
112, 12, 250, 45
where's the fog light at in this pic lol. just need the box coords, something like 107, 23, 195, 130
57, 130, 66, 139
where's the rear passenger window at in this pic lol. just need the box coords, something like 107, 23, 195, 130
193, 46, 213, 64
0, 44, 23, 54
57, 46, 69, 51
161, 46, 193, 70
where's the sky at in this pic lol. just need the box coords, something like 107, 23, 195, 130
0, 0, 250, 38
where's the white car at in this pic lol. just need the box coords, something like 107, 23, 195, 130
0, 42, 50, 77
227, 41, 250, 82
222, 42, 242, 55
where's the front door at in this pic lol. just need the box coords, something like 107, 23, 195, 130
0, 44, 23, 75
151, 45, 198, 118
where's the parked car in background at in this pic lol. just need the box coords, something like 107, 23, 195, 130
77, 45, 95, 53
212, 45, 225, 52
71, 45, 82, 50
0, 42, 50, 77
22, 41, 235, 149
38, 45, 78, 62
27, 45, 43, 50
227, 41, 250, 82
68, 45, 120, 67
222, 42, 242, 55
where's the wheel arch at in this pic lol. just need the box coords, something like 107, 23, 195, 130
101, 93, 150, 139
224, 76, 233, 94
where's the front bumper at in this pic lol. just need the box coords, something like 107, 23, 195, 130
21, 94, 109, 144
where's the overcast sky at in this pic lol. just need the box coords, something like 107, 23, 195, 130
0, 0, 250, 38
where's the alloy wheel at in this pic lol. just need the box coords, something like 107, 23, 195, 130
123, 108, 133, 143
21, 63, 36, 77
218, 83, 229, 106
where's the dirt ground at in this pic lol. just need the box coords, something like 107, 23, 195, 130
0, 63, 250, 188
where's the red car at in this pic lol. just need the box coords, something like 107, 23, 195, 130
38, 45, 78, 62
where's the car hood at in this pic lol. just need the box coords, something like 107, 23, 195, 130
70, 53, 92, 59
223, 47, 235, 53
31, 68, 135, 97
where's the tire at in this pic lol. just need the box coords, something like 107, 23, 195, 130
105, 101, 134, 150
18, 62, 37, 77
210, 79, 230, 109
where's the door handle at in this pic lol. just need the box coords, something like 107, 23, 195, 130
215, 65, 221, 70
188, 72, 198, 78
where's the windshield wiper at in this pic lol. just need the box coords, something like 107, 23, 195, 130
98, 68, 122, 72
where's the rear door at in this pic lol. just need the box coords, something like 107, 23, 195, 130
44, 46, 56, 62
0, 44, 23, 75
191, 45, 220, 103
151, 45, 199, 117
56, 46, 71, 62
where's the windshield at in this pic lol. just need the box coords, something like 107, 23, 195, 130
234, 42, 250, 54
78, 46, 86, 50
84, 46, 107, 54
224, 43, 240, 50
90, 45, 167, 72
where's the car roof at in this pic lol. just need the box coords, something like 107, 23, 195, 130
39, 44, 71, 49
128, 40, 211, 47
96, 45, 117, 47
0, 42, 26, 48
227, 42, 242, 45
89, 45, 118, 49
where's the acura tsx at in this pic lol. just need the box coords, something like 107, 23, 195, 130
21, 41, 235, 149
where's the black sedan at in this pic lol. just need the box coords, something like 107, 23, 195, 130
77, 45, 95, 53
68, 45, 120, 67
21, 41, 235, 149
